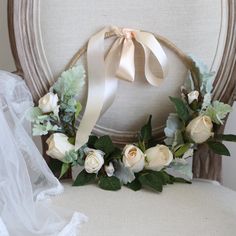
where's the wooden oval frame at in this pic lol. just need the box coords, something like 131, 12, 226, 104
7, 0, 236, 181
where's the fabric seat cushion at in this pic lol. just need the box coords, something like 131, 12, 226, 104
52, 180, 236, 236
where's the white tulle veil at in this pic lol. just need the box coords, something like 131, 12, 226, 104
0, 71, 86, 236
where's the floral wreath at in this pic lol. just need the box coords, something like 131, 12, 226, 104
28, 27, 236, 192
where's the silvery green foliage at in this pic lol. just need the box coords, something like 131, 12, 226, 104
164, 113, 183, 146
189, 56, 214, 95
32, 122, 59, 136
201, 93, 212, 110
169, 159, 193, 180
184, 72, 195, 92
113, 160, 135, 184
64, 150, 78, 165
52, 65, 85, 99
29, 108, 60, 136
26, 107, 43, 122
202, 101, 232, 124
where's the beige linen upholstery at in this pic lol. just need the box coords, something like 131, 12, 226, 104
53, 181, 236, 236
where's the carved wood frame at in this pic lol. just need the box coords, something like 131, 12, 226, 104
7, 0, 236, 181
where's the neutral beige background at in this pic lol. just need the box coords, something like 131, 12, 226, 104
1, 0, 236, 190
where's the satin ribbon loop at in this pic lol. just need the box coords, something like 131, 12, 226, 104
75, 26, 168, 149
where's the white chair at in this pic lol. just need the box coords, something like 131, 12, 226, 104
8, 1, 236, 235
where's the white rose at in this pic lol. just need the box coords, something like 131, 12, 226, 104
187, 90, 199, 104
145, 145, 173, 171
186, 115, 213, 144
105, 162, 115, 177
46, 133, 75, 161
123, 145, 145, 173
84, 149, 104, 174
38, 92, 58, 113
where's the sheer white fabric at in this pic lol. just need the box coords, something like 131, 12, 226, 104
0, 71, 87, 236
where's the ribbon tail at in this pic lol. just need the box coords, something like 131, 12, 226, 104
75, 28, 108, 149
135, 32, 168, 86
101, 38, 123, 114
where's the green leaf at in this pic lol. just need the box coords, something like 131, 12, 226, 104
106, 147, 122, 163
172, 130, 184, 148
207, 141, 230, 156
161, 171, 172, 184
169, 97, 190, 122
140, 115, 152, 143
162, 171, 191, 184
48, 159, 63, 176
87, 135, 98, 148
215, 134, 236, 142
75, 101, 82, 118
98, 176, 121, 191
173, 177, 192, 184
94, 135, 115, 155
73, 169, 96, 186
138, 172, 163, 192
126, 178, 142, 191
59, 163, 70, 179
68, 137, 75, 145
174, 143, 191, 157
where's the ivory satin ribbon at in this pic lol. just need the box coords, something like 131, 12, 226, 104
75, 26, 168, 149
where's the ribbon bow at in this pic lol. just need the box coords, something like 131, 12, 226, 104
75, 26, 168, 149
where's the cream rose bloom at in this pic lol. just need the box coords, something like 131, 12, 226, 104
105, 162, 115, 177
84, 149, 104, 174
187, 90, 199, 104
46, 133, 75, 161
123, 145, 145, 173
186, 115, 213, 144
145, 145, 173, 171
38, 92, 58, 113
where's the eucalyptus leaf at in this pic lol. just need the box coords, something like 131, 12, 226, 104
189, 56, 214, 94
201, 93, 212, 110
184, 72, 195, 92
64, 150, 78, 164
164, 113, 182, 137
169, 159, 193, 180
113, 160, 135, 184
